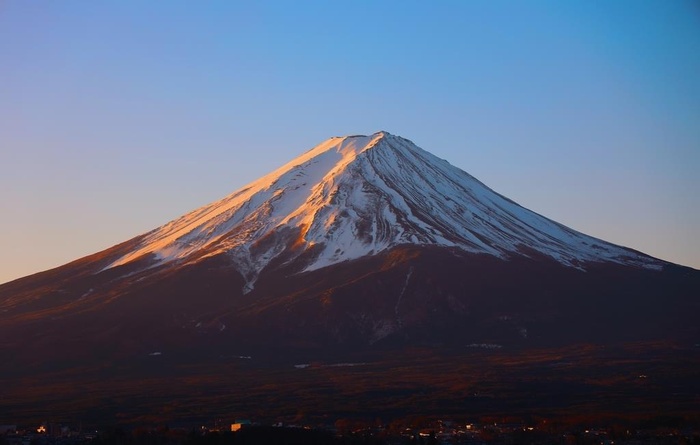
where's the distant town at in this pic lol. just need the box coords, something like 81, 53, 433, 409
1, 414, 697, 444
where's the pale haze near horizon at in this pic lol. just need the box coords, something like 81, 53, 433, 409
1, 1, 699, 284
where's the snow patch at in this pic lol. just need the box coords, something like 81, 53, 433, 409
394, 267, 413, 329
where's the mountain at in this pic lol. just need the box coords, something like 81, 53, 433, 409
1, 131, 698, 426
105, 131, 659, 292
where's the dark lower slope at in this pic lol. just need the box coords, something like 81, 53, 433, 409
1, 341, 698, 427
0, 246, 698, 425
239, 246, 698, 352
2, 246, 697, 363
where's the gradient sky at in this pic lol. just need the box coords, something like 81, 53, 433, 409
1, 1, 699, 284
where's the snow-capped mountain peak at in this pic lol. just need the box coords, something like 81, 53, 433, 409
106, 132, 660, 292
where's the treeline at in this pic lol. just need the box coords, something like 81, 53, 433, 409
88, 426, 399, 445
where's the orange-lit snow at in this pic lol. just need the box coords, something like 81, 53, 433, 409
106, 131, 661, 293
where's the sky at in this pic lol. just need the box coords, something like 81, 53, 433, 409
1, 1, 699, 284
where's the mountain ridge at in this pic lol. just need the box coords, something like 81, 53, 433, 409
100, 131, 661, 294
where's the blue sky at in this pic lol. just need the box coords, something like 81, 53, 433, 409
1, 1, 699, 283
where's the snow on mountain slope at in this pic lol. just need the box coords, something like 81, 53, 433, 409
106, 131, 660, 291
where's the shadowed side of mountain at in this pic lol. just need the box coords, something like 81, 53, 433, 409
1, 244, 697, 376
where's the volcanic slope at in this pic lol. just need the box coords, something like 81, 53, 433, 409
0, 132, 698, 425
106, 131, 659, 291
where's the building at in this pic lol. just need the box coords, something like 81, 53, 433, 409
230, 420, 251, 432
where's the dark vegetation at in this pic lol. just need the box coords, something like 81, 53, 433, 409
92, 427, 343, 445
2, 343, 698, 429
